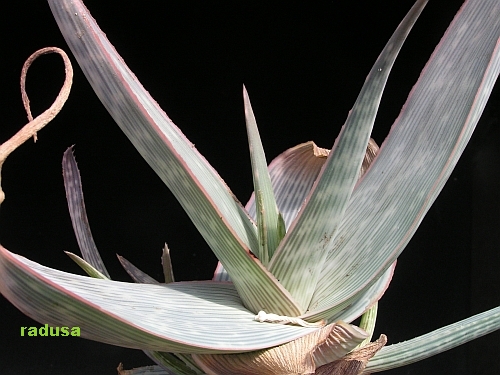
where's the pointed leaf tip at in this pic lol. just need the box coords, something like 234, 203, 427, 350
267, 0, 428, 312
50, 0, 301, 316
243, 86, 282, 265
63, 146, 110, 279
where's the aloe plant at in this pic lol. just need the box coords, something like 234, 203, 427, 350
1, 0, 499, 374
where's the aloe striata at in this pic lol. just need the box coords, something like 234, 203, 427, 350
0, 0, 499, 374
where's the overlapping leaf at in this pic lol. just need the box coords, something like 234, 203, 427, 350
243, 86, 283, 265
267, 0, 429, 311
308, 0, 500, 320
192, 321, 366, 375
48, 0, 301, 316
0, 246, 319, 353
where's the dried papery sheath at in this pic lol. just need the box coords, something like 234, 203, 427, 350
254, 311, 326, 328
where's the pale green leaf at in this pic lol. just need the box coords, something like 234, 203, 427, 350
215, 140, 378, 285
243, 85, 282, 265
246, 141, 329, 230
267, 0, 428, 311
48, 0, 301, 316
64, 251, 108, 279
364, 306, 500, 373
214, 142, 329, 283
0, 245, 318, 353
64, 248, 196, 373
357, 302, 378, 349
309, 0, 500, 320
301, 261, 395, 324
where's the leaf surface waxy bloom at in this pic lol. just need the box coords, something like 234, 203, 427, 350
0, 0, 499, 374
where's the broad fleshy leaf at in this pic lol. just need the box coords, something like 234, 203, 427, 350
48, 0, 301, 317
0, 245, 319, 353
364, 306, 500, 373
267, 0, 428, 311
301, 261, 395, 324
308, 0, 500, 320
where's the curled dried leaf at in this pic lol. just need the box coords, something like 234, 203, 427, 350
0, 47, 72, 204
192, 322, 367, 375
315, 334, 387, 375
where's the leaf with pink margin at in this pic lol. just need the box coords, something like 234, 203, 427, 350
0, 245, 319, 353
48, 0, 300, 316
309, 0, 500, 320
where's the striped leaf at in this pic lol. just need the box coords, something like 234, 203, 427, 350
267, 0, 428, 311
64, 151, 197, 372
244, 86, 283, 265
301, 261, 396, 324
364, 306, 500, 373
63, 147, 110, 278
48, 0, 301, 316
308, 0, 500, 320
117, 255, 160, 285
0, 245, 319, 353
215, 140, 380, 288
246, 142, 329, 231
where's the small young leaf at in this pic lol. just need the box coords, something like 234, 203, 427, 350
162, 244, 175, 284
65, 251, 108, 280
117, 255, 159, 285
244, 86, 283, 264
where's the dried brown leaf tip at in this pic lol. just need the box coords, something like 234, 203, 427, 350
315, 334, 387, 375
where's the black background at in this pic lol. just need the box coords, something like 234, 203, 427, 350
1, 1, 499, 374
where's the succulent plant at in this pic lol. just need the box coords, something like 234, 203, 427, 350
0, 0, 499, 374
